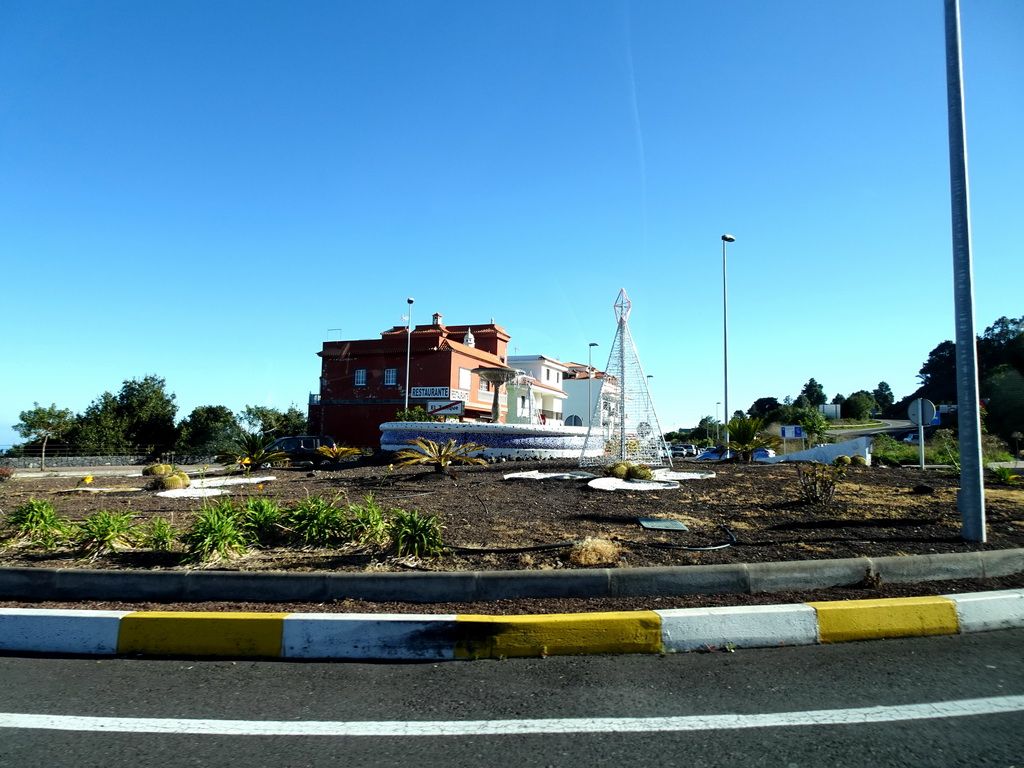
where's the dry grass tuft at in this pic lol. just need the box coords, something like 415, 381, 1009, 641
567, 537, 622, 566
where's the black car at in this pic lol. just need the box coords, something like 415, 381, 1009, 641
265, 435, 337, 467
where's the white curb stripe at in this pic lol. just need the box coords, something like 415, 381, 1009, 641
945, 589, 1024, 633
2, 695, 1021, 736
658, 603, 819, 651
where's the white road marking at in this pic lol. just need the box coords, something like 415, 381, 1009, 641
1, 695, 1022, 736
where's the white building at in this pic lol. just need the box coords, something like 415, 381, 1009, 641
505, 355, 569, 425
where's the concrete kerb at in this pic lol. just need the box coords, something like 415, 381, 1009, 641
0, 549, 1021, 604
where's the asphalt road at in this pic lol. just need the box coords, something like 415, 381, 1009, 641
2, 629, 1021, 767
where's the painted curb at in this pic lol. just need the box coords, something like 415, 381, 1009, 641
2, 589, 1021, 660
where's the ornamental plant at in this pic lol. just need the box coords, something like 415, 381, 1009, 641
387, 509, 444, 558
74, 510, 138, 559
796, 462, 846, 506
217, 432, 288, 474
393, 437, 487, 476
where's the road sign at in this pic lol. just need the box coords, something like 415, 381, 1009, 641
908, 398, 936, 426
427, 400, 464, 416
781, 425, 804, 439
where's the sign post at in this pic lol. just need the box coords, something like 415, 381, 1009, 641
780, 425, 804, 454
908, 398, 936, 470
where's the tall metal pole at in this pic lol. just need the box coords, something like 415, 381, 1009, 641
722, 235, 735, 443
588, 342, 599, 427
404, 298, 414, 413
944, 0, 985, 542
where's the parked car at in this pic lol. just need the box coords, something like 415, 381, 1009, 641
265, 435, 337, 466
671, 444, 699, 458
696, 447, 776, 461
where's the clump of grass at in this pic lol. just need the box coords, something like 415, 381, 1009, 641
283, 493, 347, 547
4, 498, 73, 549
181, 499, 250, 563
568, 537, 622, 566
346, 494, 390, 547
139, 517, 176, 550
240, 495, 284, 545
387, 509, 444, 557
990, 466, 1022, 486
74, 509, 138, 559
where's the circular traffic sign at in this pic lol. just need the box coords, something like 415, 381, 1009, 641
908, 398, 936, 426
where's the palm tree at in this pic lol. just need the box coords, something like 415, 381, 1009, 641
725, 416, 781, 463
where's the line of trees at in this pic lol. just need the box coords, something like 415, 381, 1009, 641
10, 375, 309, 467
668, 315, 1023, 445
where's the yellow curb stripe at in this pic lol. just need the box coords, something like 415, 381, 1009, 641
453, 611, 662, 659
117, 612, 288, 657
808, 596, 959, 643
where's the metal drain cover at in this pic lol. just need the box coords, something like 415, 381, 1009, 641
637, 517, 688, 531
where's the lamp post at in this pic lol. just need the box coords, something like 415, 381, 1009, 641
721, 234, 735, 443
587, 342, 599, 427
404, 298, 414, 413
716, 401, 721, 442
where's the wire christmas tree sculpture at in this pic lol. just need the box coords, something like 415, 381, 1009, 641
580, 288, 671, 468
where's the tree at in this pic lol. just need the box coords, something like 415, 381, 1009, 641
14, 402, 74, 470
725, 416, 782, 463
799, 378, 827, 408
872, 382, 894, 411
68, 375, 178, 454
843, 391, 878, 422
747, 397, 781, 419
176, 405, 240, 454
240, 405, 309, 437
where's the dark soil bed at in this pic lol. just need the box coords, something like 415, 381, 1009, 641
1, 458, 1021, 613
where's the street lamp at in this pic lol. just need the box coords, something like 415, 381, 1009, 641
721, 234, 735, 443
587, 342, 599, 427
404, 298, 414, 413
716, 401, 721, 442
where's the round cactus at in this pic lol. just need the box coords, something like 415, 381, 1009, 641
160, 474, 186, 490
172, 471, 191, 488
626, 463, 653, 481
850, 454, 868, 467
607, 462, 630, 479
833, 455, 852, 467
144, 464, 174, 477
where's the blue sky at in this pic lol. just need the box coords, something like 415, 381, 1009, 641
2, 0, 1021, 448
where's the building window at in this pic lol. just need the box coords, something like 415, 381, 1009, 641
384, 368, 397, 386
479, 377, 490, 392
545, 369, 550, 381
459, 368, 472, 391
354, 369, 367, 387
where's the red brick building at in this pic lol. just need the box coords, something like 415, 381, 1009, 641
308, 313, 514, 448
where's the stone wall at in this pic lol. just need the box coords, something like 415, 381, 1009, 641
0, 455, 218, 469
